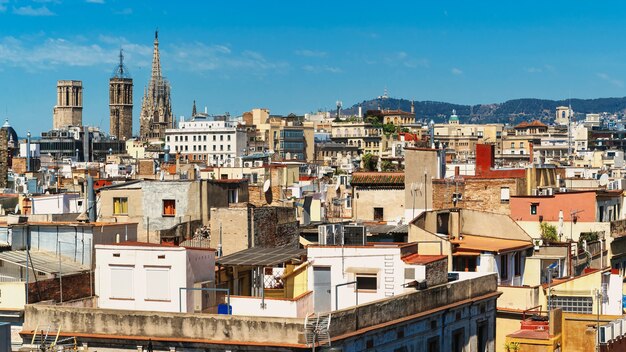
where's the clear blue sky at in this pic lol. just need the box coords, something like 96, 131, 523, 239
2, 0, 626, 135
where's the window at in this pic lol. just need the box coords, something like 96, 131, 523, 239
110, 265, 134, 299
404, 267, 415, 280
511, 142, 515, 149
356, 274, 377, 290
514, 252, 522, 276
113, 197, 128, 215
145, 266, 171, 301
162, 199, 176, 216
228, 189, 238, 204
345, 195, 352, 209
451, 328, 465, 352
500, 187, 510, 204
427, 337, 440, 352
500, 255, 508, 281
453, 256, 477, 272
530, 203, 538, 215
548, 296, 593, 314
213, 135, 216, 141
373, 207, 384, 221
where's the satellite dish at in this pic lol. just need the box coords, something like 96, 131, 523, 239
599, 174, 609, 186
263, 179, 271, 193
307, 168, 312, 176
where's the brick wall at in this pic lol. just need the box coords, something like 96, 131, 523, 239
253, 207, 299, 248
28, 271, 93, 303
433, 178, 524, 214
248, 185, 283, 207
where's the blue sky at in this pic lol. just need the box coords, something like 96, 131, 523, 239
2, 1, 626, 135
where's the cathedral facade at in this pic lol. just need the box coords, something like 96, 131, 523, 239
139, 31, 173, 141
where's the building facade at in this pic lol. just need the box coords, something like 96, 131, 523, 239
165, 118, 246, 165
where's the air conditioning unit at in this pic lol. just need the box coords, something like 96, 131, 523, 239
599, 323, 614, 344
254, 160, 264, 167
243, 161, 253, 168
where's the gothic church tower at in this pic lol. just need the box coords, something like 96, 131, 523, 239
139, 31, 173, 141
109, 49, 133, 140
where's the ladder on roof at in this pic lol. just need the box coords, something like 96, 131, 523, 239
28, 324, 77, 351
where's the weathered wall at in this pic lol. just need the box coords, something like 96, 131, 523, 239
21, 304, 305, 345
329, 274, 498, 338
432, 178, 524, 214
353, 188, 404, 222
253, 207, 299, 248
424, 258, 447, 287
209, 207, 250, 256
404, 148, 439, 219
460, 209, 533, 242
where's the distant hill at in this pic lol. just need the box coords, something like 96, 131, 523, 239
342, 97, 626, 125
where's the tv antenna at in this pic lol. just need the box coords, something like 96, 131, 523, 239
304, 312, 332, 351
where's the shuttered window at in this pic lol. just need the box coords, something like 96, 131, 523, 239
162, 199, 176, 216
113, 197, 128, 215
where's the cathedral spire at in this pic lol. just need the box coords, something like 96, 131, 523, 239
151, 30, 162, 80
192, 100, 197, 117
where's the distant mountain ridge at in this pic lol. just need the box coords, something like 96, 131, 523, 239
342, 97, 626, 125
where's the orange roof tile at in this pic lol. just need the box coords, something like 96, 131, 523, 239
401, 254, 446, 265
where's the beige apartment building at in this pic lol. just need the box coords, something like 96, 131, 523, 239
433, 123, 504, 161
331, 122, 392, 156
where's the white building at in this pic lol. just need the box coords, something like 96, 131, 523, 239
306, 243, 448, 312
165, 118, 246, 166
30, 193, 85, 215
95, 243, 216, 313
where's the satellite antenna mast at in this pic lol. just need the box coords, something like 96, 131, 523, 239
567, 95, 573, 163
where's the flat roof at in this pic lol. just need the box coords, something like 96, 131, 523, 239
0, 250, 90, 276
216, 246, 305, 267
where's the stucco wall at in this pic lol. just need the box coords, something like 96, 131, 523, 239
230, 291, 312, 318
353, 188, 404, 222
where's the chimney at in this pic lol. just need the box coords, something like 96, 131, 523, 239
475, 144, 495, 177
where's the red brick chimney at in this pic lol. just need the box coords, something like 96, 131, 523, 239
475, 144, 495, 176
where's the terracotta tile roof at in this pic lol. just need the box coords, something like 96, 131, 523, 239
401, 254, 446, 265
210, 178, 248, 184
514, 120, 547, 129
450, 234, 533, 254
350, 172, 404, 186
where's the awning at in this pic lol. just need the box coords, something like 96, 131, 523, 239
0, 250, 90, 276
344, 267, 379, 274
216, 246, 306, 267
451, 234, 533, 254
